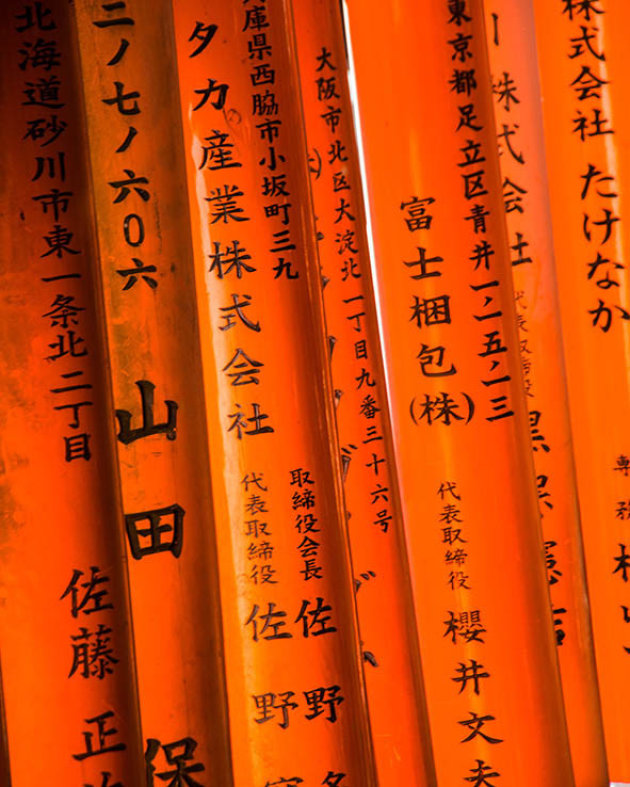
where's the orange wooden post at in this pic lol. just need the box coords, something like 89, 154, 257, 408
291, 0, 437, 783
70, 1, 233, 780
532, 0, 630, 780
0, 0, 145, 783
171, 1, 378, 784
483, 4, 609, 784
344, 0, 576, 782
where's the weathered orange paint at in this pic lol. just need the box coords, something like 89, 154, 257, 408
0, 1, 145, 782
71, 0, 233, 779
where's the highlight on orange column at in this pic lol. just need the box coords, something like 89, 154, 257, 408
171, 1, 378, 784
483, 3, 609, 784
532, 0, 630, 780
69, 1, 233, 781
291, 0, 437, 783
343, 0, 576, 783
0, 1, 145, 782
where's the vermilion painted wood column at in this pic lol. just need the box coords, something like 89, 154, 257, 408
344, 0, 575, 783
70, 1, 234, 781
171, 0, 378, 784
0, 1, 145, 783
483, 4, 609, 785
291, 0, 437, 783
533, 0, 630, 780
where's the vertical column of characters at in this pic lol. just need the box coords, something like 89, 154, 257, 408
0, 1, 146, 783
532, 0, 630, 778
344, 0, 576, 783
69, 1, 233, 782
291, 0, 437, 784
171, 0, 378, 784
484, 4, 609, 784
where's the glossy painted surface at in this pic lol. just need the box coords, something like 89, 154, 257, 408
0, 1, 145, 782
533, 0, 630, 780
345, 0, 575, 782
292, 0, 437, 783
71, 0, 233, 780
484, 3, 609, 784
171, 1, 378, 785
